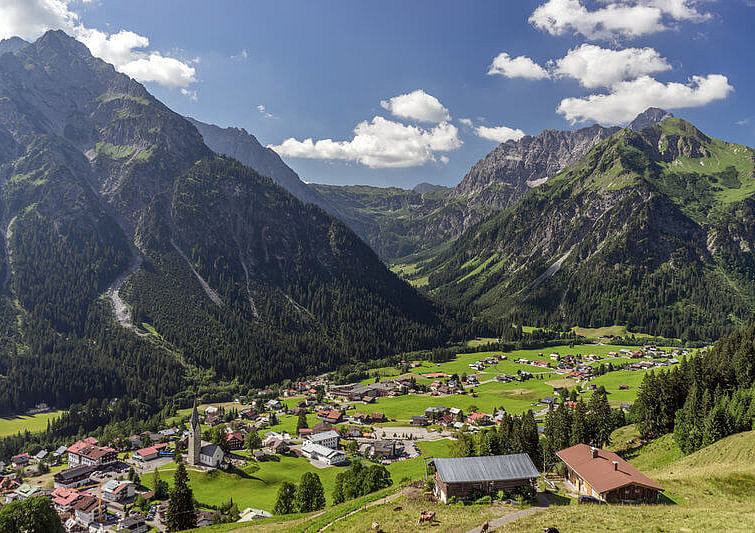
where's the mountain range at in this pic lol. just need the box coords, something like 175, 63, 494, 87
0, 31, 446, 413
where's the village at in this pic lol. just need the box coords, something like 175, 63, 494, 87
0, 342, 689, 531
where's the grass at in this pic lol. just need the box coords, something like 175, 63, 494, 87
0, 411, 63, 438
497, 430, 755, 532
148, 440, 453, 515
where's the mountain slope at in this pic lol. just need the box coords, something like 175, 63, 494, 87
422, 117, 755, 341
314, 122, 636, 262
0, 31, 447, 414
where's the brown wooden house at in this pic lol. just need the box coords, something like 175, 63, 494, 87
556, 444, 662, 503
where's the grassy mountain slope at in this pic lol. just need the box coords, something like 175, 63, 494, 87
421, 118, 755, 341
500, 430, 755, 532
0, 31, 447, 414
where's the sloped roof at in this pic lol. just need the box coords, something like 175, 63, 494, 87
556, 444, 662, 493
433, 454, 539, 484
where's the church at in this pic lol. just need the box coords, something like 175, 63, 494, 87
188, 399, 226, 469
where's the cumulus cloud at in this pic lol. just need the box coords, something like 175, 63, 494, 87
552, 44, 671, 88
269, 116, 461, 169
0, 0, 196, 88
458, 118, 474, 127
557, 74, 733, 125
380, 89, 450, 123
475, 125, 527, 143
487, 52, 550, 80
529, 0, 710, 40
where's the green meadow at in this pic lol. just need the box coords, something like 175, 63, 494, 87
0, 411, 63, 438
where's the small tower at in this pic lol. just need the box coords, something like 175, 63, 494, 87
188, 398, 201, 466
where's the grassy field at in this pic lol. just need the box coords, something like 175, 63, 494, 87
0, 411, 63, 438
147, 440, 452, 513
497, 430, 755, 532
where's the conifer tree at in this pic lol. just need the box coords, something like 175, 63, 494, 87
295, 472, 326, 512
166, 463, 196, 532
273, 481, 297, 515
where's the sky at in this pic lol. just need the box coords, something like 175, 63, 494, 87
0, 0, 754, 188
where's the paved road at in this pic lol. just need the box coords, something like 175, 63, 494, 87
466, 492, 552, 533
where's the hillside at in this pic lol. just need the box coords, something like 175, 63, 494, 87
498, 430, 755, 532
0, 31, 447, 414
421, 117, 755, 341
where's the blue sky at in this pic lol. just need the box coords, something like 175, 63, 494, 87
2, 1, 754, 188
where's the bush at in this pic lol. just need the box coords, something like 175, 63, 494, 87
475, 495, 492, 505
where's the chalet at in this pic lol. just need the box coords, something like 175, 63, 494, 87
51, 486, 83, 511
54, 465, 94, 488
411, 416, 429, 426
345, 427, 363, 439
307, 430, 339, 449
159, 427, 180, 439
52, 445, 68, 458
225, 432, 245, 450
371, 412, 387, 423
11, 453, 29, 466
369, 440, 399, 459
311, 421, 334, 434
205, 415, 221, 427
117, 516, 149, 532
67, 438, 116, 467
432, 454, 539, 503
301, 441, 347, 465
317, 410, 343, 424
468, 412, 492, 426
72, 494, 101, 525
540, 396, 559, 407
556, 444, 662, 503
102, 479, 135, 502
128, 435, 144, 449
238, 507, 273, 522
351, 412, 371, 424
0, 477, 20, 493
14, 483, 43, 501
34, 449, 48, 462
268, 439, 290, 455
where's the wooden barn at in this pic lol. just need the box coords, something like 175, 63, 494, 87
556, 444, 663, 503
431, 454, 539, 503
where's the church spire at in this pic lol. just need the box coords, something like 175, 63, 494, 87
190, 397, 199, 429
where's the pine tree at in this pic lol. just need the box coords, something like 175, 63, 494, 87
273, 481, 297, 515
166, 463, 196, 532
295, 472, 326, 512
296, 411, 308, 432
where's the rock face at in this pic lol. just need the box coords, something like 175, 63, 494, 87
0, 30, 444, 414
423, 119, 755, 341
187, 118, 335, 211
628, 107, 674, 132
452, 124, 620, 206
0, 37, 28, 56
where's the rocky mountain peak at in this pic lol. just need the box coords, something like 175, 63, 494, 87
628, 107, 674, 132
0, 36, 29, 56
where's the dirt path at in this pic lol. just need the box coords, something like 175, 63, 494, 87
466, 493, 552, 533
317, 489, 405, 532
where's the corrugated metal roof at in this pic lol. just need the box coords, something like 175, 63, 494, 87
434, 454, 539, 483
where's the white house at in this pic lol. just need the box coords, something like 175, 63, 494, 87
199, 442, 225, 468
301, 441, 347, 465
101, 480, 135, 502
306, 430, 339, 449
72, 494, 100, 525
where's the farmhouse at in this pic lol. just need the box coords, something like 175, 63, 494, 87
556, 444, 663, 503
301, 441, 347, 465
306, 429, 339, 449
432, 454, 539, 503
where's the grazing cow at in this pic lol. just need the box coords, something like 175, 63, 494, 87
481, 522, 490, 533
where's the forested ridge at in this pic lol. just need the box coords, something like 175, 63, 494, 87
0, 31, 455, 415
422, 119, 755, 342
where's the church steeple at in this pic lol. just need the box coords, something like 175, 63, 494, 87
188, 397, 201, 466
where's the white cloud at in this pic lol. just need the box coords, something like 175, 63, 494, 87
257, 104, 274, 119
557, 74, 733, 125
458, 118, 474, 127
269, 116, 461, 168
487, 52, 549, 80
529, 0, 710, 40
475, 125, 527, 143
231, 49, 248, 60
380, 89, 450, 123
180, 88, 197, 102
552, 44, 671, 88
0, 0, 196, 88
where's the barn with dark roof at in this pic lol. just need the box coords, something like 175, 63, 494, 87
431, 453, 539, 503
